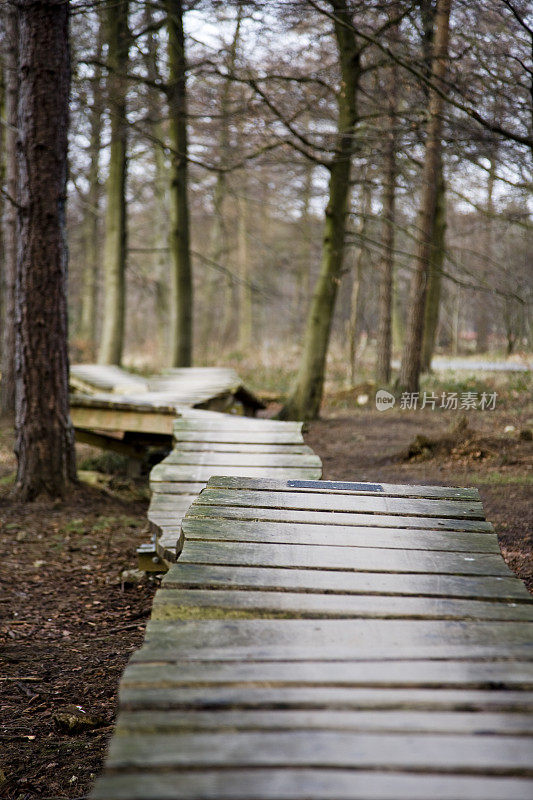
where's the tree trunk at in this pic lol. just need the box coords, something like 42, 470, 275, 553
1, 6, 18, 414
98, 0, 129, 365
14, 0, 76, 500
237, 190, 253, 351
420, 153, 446, 372
398, 0, 452, 393
79, 16, 104, 357
280, 0, 360, 420
375, 57, 398, 386
348, 181, 372, 384
144, 4, 170, 361
475, 155, 496, 353
166, 0, 192, 367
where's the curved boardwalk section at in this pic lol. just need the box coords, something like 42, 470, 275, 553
147, 408, 322, 562
92, 476, 533, 799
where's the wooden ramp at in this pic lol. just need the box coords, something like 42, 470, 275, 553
146, 409, 322, 563
70, 365, 264, 415
91, 477, 533, 800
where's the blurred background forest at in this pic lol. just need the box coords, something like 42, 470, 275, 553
2, 0, 532, 413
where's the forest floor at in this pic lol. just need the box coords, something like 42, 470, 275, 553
0, 367, 531, 799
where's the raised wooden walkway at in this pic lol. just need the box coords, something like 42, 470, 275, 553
146, 408, 322, 563
91, 476, 533, 799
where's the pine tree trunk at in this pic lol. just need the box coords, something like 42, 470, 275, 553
1, 6, 18, 414
398, 0, 452, 393
421, 154, 446, 372
166, 0, 192, 367
14, 0, 76, 500
98, 0, 129, 365
79, 18, 103, 357
280, 0, 360, 420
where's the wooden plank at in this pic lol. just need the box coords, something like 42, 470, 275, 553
152, 589, 533, 621
174, 418, 303, 432
104, 729, 533, 772
163, 452, 322, 467
176, 442, 314, 454
207, 476, 480, 501
150, 465, 323, 481
192, 488, 485, 519
150, 482, 207, 495
90, 770, 533, 800
173, 431, 305, 444
188, 503, 493, 531
162, 563, 531, 600
70, 405, 175, 434
177, 540, 513, 576
120, 683, 533, 711
181, 518, 500, 552
96, 769, 533, 800
115, 707, 533, 735
135, 619, 533, 661
120, 659, 533, 688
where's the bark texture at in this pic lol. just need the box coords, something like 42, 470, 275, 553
166, 0, 193, 367
14, 0, 76, 499
98, 0, 129, 365
420, 154, 446, 372
1, 6, 18, 414
375, 58, 398, 385
398, 0, 452, 392
79, 15, 104, 357
280, 0, 360, 420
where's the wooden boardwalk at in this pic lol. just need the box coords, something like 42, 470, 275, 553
91, 476, 533, 799
147, 408, 322, 563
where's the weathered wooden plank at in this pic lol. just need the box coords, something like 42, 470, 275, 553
119, 684, 533, 712
176, 442, 314, 454
188, 503, 494, 531
90, 770, 533, 800
162, 563, 531, 599
174, 418, 303, 432
150, 465, 323, 481
173, 431, 305, 443
104, 730, 533, 772
70, 406, 175, 435
121, 658, 533, 688
150, 481, 208, 495
115, 708, 533, 735
135, 619, 533, 661
193, 488, 485, 519
177, 540, 513, 576
163, 452, 322, 467
207, 476, 480, 500
152, 589, 533, 621
181, 517, 499, 551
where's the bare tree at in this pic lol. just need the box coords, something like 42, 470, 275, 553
14, 0, 76, 499
98, 0, 129, 365
398, 0, 452, 392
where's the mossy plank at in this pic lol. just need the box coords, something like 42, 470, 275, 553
181, 517, 499, 551
161, 562, 531, 600
188, 503, 493, 531
151, 589, 533, 621
177, 540, 513, 576
193, 488, 484, 519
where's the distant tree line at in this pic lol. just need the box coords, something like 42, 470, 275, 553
0, 0, 531, 496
